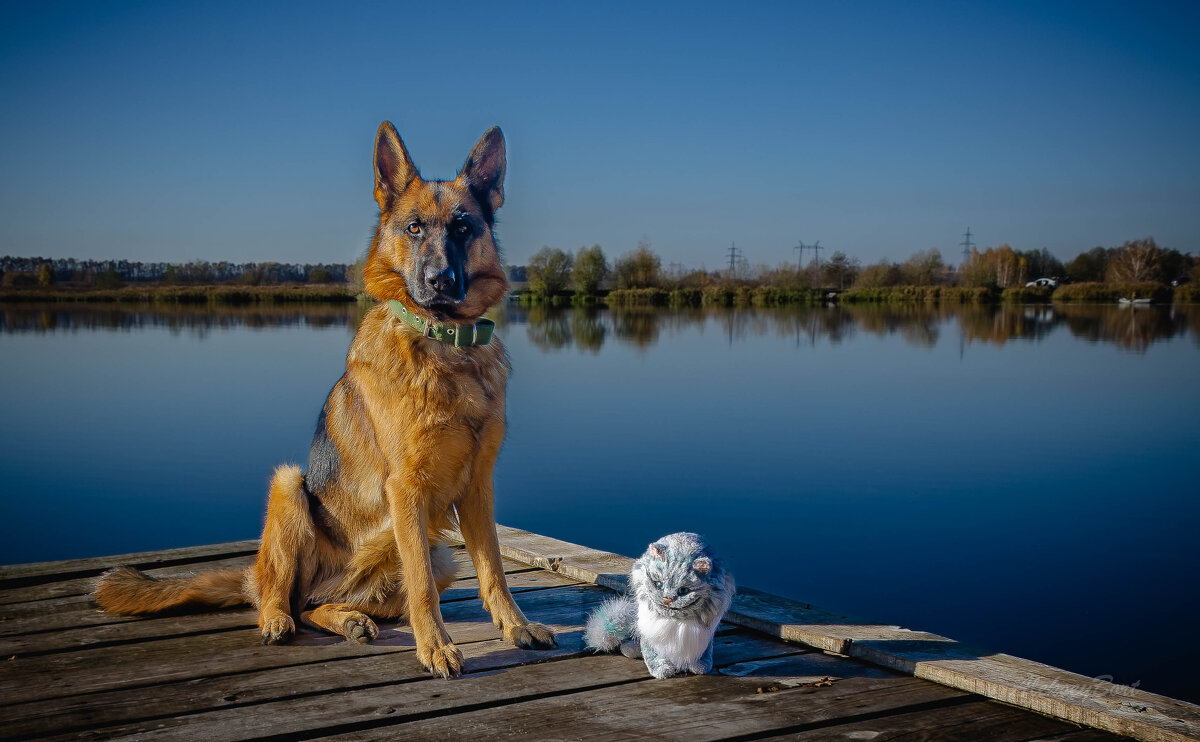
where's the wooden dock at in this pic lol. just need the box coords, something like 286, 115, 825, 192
2, 526, 1197, 741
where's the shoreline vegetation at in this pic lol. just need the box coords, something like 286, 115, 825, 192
3, 234, 1198, 306
514, 236, 1198, 307
2, 277, 1190, 306
587, 280, 1197, 307
3, 279, 1196, 307
0, 283, 360, 305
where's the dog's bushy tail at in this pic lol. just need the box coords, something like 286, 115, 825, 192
94, 566, 249, 615
584, 594, 638, 652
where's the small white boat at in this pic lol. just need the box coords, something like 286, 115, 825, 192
1118, 297, 1152, 306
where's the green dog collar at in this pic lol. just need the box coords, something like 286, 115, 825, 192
387, 299, 495, 347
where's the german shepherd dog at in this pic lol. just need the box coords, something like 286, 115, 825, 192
94, 123, 556, 678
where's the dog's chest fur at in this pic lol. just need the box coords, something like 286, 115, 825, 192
349, 307, 507, 426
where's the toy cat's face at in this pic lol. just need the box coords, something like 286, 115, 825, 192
642, 549, 711, 610
633, 535, 718, 615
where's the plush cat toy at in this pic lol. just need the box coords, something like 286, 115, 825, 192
584, 532, 734, 678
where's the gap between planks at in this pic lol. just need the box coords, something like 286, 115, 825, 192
454, 524, 1200, 742
3, 530, 1193, 741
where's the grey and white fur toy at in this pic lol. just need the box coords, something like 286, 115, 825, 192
584, 532, 734, 678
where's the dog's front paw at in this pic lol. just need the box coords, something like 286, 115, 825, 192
505, 621, 557, 650
261, 614, 295, 645
417, 642, 464, 679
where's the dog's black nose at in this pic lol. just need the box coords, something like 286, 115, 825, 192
426, 267, 457, 293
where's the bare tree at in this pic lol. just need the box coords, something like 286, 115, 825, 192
1106, 237, 1162, 283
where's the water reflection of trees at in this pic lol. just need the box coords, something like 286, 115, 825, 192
521, 305, 610, 353
5, 302, 1197, 353
611, 309, 661, 349
510, 303, 1200, 354
571, 309, 607, 353
1058, 304, 1194, 353
956, 304, 1059, 346
0, 304, 363, 338
524, 305, 572, 351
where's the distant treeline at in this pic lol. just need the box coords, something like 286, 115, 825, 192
510, 237, 1198, 306
0, 256, 351, 288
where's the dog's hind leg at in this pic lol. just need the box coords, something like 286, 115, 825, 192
318, 541, 458, 645
301, 603, 378, 644
252, 465, 316, 645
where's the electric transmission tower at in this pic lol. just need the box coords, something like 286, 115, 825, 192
960, 227, 975, 262
794, 240, 825, 268
726, 242, 743, 276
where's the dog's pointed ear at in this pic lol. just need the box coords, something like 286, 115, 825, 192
374, 121, 417, 209
461, 126, 506, 215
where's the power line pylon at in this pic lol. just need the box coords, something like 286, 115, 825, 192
727, 242, 743, 275
960, 227, 975, 262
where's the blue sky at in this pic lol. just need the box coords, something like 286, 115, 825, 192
1, 0, 1197, 268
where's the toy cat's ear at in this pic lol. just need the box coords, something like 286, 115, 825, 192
692, 556, 712, 575
648, 543, 665, 559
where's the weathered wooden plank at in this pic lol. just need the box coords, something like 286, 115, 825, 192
1027, 732, 1138, 742
13, 630, 800, 739
322, 658, 970, 742
485, 524, 1200, 742
0, 607, 258, 657
0, 528, 1183, 742
0, 563, 572, 640
451, 525, 636, 592
0, 548, 528, 607
718, 650, 896, 683
0, 584, 610, 706
478, 527, 945, 648
439, 564, 578, 603
0, 555, 257, 628
0, 540, 260, 588
2, 636, 576, 739
0, 577, 97, 605
751, 698, 1123, 742
0, 554, 261, 605
449, 552, 535, 581
728, 584, 948, 651
68, 632, 815, 741
851, 642, 1200, 742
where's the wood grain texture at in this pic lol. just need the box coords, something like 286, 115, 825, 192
60, 633, 814, 741
0, 554, 538, 638
0, 540, 260, 587
0, 531, 1154, 742
327, 661, 971, 741
481, 525, 1198, 742
0, 583, 610, 706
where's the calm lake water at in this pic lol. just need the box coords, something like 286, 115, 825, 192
2, 301, 1197, 702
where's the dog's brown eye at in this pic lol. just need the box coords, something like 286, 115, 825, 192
406, 222, 421, 236
453, 221, 470, 236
